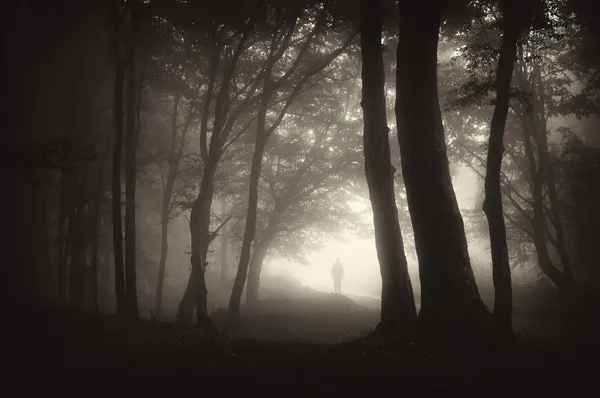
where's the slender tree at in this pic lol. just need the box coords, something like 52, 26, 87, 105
110, 0, 127, 316
483, 0, 536, 334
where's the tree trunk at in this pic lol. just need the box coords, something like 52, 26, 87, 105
245, 222, 278, 310
227, 83, 277, 325
154, 94, 182, 320
91, 132, 112, 312
483, 0, 532, 334
90, 199, 100, 312
395, 3, 490, 340
521, 122, 570, 292
68, 175, 85, 306
31, 174, 54, 306
220, 198, 229, 287
530, 64, 575, 288
155, 196, 170, 320
176, 162, 216, 329
110, 1, 126, 316
360, 0, 417, 337
124, 1, 139, 319
228, 104, 269, 325
245, 242, 269, 311
57, 175, 72, 306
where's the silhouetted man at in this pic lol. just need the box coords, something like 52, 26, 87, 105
331, 258, 344, 293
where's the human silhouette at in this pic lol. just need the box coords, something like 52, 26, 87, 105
331, 258, 344, 293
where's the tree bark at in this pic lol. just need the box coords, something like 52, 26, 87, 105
395, 3, 490, 340
360, 0, 417, 337
110, 0, 126, 316
124, 1, 139, 319
483, 0, 532, 334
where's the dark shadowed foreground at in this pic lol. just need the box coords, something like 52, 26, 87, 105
12, 294, 598, 393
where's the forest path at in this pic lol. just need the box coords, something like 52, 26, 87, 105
210, 293, 380, 344
209, 290, 583, 353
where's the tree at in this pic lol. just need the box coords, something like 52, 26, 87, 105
240, 113, 366, 308
442, 1, 589, 295
395, 1, 490, 341
124, 0, 142, 319
359, 0, 416, 336
175, 2, 266, 327
227, 4, 357, 325
483, 0, 536, 334
110, 0, 127, 316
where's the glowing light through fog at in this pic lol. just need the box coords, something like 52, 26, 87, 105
266, 165, 483, 301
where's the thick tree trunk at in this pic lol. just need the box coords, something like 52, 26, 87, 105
124, 2, 139, 319
483, 0, 530, 334
360, 0, 416, 337
111, 3, 126, 316
395, 3, 490, 339
228, 130, 268, 325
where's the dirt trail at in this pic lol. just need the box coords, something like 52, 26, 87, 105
211, 293, 380, 344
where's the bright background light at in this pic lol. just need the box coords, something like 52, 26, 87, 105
267, 165, 482, 300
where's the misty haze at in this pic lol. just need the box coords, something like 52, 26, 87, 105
7, 0, 599, 393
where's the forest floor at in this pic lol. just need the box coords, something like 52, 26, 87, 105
12, 293, 599, 393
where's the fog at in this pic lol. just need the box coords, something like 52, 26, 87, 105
11, 0, 600, 391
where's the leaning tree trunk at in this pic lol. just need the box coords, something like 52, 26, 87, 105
483, 0, 533, 334
360, 0, 417, 337
124, 1, 139, 319
395, 3, 490, 340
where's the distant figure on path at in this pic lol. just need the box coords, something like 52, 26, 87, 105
331, 258, 344, 293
